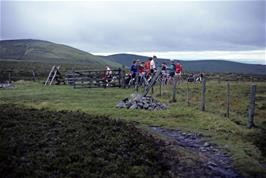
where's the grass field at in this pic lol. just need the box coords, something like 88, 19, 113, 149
1, 80, 266, 177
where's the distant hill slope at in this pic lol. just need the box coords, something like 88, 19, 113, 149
0, 39, 120, 68
102, 53, 266, 75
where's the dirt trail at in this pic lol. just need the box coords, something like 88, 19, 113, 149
149, 126, 244, 178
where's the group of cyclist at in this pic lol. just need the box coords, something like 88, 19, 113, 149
105, 55, 206, 87
127, 56, 183, 87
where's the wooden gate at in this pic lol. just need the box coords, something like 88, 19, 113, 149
65, 69, 123, 88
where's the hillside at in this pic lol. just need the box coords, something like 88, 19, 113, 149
0, 39, 120, 68
102, 53, 266, 75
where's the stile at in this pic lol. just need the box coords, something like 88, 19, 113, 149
44, 66, 55, 86
49, 66, 60, 85
143, 68, 162, 96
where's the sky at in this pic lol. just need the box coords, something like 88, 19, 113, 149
1, 0, 266, 64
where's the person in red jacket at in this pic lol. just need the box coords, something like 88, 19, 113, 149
175, 61, 183, 82
139, 62, 145, 75
144, 57, 152, 80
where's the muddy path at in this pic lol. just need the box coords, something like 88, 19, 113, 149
148, 126, 244, 178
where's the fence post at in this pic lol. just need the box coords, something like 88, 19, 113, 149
8, 71, 11, 83
251, 76, 254, 83
32, 70, 36, 81
200, 79, 206, 111
186, 81, 190, 106
136, 74, 139, 92
73, 70, 76, 89
226, 82, 230, 118
159, 78, 162, 97
172, 75, 177, 102
122, 65, 126, 88
248, 84, 256, 128
218, 75, 221, 84
151, 72, 155, 95
118, 68, 121, 87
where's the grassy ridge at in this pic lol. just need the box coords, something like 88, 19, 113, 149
0, 39, 121, 82
0, 81, 266, 177
0, 39, 121, 68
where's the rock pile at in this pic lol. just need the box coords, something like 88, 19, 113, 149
116, 93, 168, 110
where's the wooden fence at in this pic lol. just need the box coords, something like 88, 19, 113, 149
65, 69, 123, 88
0, 70, 40, 82
166, 77, 258, 129
127, 70, 261, 129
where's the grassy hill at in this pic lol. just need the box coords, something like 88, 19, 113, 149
1, 40, 264, 81
102, 53, 266, 75
0, 39, 121, 80
0, 39, 120, 67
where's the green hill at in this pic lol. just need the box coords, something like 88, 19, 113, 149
0, 39, 121, 80
0, 39, 120, 68
102, 53, 266, 75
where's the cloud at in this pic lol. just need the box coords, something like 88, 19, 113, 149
1, 1, 265, 63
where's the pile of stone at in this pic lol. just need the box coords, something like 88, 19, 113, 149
116, 93, 168, 110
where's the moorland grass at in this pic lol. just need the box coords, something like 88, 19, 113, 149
0, 80, 265, 177
0, 105, 178, 178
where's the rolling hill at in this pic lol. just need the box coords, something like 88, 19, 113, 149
0, 39, 265, 80
0, 39, 120, 68
102, 53, 266, 75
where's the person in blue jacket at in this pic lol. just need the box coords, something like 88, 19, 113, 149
130, 60, 138, 78
167, 61, 176, 85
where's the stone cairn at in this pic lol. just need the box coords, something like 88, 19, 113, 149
116, 93, 168, 110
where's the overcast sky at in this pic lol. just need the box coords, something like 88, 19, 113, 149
1, 0, 265, 64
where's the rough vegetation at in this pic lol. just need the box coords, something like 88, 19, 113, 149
0, 104, 178, 178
